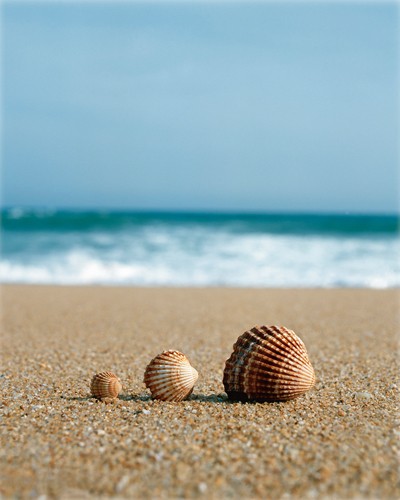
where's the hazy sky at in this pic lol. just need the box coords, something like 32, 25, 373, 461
2, 1, 399, 213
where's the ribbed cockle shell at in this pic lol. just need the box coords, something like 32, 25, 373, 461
144, 350, 198, 402
223, 326, 315, 402
90, 371, 122, 399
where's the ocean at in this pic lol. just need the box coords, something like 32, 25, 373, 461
1, 208, 399, 288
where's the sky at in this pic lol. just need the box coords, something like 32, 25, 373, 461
2, 1, 399, 213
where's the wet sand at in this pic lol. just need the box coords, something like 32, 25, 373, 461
1, 285, 399, 498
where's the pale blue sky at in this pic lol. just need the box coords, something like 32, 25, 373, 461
2, 1, 399, 213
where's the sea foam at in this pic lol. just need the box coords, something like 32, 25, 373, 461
1, 209, 399, 287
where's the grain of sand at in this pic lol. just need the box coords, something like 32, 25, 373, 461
1, 285, 399, 499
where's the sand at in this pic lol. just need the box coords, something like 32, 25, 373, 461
0, 285, 399, 499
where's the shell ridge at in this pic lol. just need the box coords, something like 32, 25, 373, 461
241, 346, 309, 373
258, 331, 307, 361
223, 325, 315, 402
144, 350, 198, 402
239, 329, 307, 367
90, 372, 122, 399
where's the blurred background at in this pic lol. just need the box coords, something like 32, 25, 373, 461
1, 0, 399, 287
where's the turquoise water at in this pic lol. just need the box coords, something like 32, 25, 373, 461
1, 208, 399, 287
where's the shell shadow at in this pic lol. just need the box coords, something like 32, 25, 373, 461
62, 393, 152, 402
120, 393, 229, 403
119, 393, 151, 402
190, 393, 229, 403
61, 393, 273, 405
62, 395, 93, 401
190, 393, 284, 405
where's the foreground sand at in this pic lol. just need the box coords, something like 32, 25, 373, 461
1, 285, 399, 499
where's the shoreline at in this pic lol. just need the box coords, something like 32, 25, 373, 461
1, 285, 399, 498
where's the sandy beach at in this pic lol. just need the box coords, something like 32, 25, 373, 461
1, 285, 399, 499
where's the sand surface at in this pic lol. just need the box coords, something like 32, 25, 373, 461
1, 285, 399, 499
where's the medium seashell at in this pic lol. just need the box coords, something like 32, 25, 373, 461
223, 325, 315, 402
144, 350, 198, 402
90, 371, 122, 399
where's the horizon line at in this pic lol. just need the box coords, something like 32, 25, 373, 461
1, 205, 399, 217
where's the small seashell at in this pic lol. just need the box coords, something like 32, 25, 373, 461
144, 350, 198, 402
223, 325, 315, 402
90, 371, 122, 399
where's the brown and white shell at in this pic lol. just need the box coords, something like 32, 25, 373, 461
144, 350, 198, 402
223, 325, 315, 402
90, 371, 122, 399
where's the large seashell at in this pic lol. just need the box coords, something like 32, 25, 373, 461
144, 350, 198, 402
90, 371, 122, 399
223, 325, 315, 402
